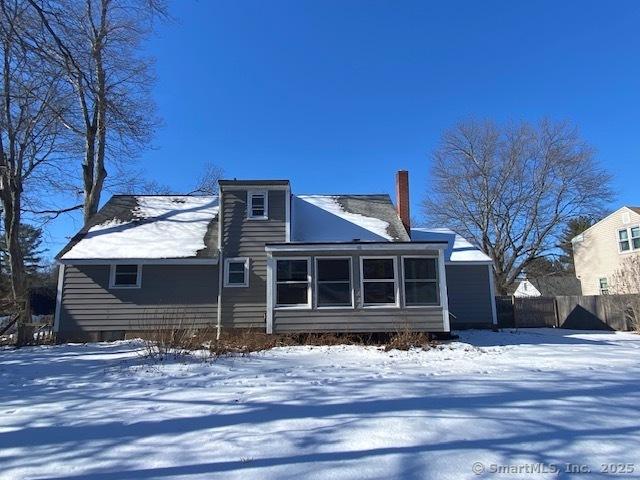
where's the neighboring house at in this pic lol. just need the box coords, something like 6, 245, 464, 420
572, 206, 640, 296
54, 171, 497, 341
512, 274, 582, 298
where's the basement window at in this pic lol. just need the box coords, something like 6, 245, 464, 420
110, 264, 142, 289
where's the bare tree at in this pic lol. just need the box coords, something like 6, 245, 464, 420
608, 257, 640, 331
121, 162, 223, 196
0, 0, 66, 345
423, 119, 613, 294
28, 0, 166, 224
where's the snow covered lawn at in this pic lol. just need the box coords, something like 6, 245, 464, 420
2, 329, 640, 480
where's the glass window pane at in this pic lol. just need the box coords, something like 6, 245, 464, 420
631, 227, 640, 238
251, 195, 265, 207
116, 265, 138, 275
277, 283, 308, 305
228, 271, 245, 284
633, 238, 640, 250
363, 282, 395, 304
317, 259, 350, 282
277, 260, 308, 281
115, 273, 138, 285
620, 240, 630, 251
362, 259, 394, 280
403, 258, 437, 280
619, 229, 629, 240
228, 262, 245, 273
405, 281, 438, 305
318, 283, 351, 306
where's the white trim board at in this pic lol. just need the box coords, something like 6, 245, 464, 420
53, 264, 65, 333
59, 258, 218, 265
266, 243, 447, 253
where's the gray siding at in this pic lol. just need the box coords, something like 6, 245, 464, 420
272, 251, 446, 333
59, 264, 218, 340
220, 189, 286, 328
446, 264, 494, 328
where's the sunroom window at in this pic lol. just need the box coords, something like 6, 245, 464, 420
361, 258, 397, 306
403, 257, 439, 306
276, 259, 309, 307
316, 258, 352, 307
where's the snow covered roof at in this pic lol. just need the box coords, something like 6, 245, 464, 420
59, 196, 219, 261
292, 195, 410, 242
410, 228, 492, 263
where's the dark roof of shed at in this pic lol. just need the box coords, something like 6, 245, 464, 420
528, 275, 582, 296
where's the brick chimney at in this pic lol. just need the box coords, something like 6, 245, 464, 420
396, 170, 410, 235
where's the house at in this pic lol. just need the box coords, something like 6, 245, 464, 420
512, 274, 582, 297
572, 206, 640, 295
54, 171, 497, 341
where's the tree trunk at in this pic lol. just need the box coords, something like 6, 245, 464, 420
2, 187, 30, 346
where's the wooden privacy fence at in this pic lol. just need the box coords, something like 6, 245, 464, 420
496, 295, 638, 331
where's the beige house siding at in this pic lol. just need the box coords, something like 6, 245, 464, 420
573, 207, 640, 295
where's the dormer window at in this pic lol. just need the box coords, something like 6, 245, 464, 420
248, 190, 268, 220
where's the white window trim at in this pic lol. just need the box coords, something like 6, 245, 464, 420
314, 256, 355, 309
359, 256, 399, 308
224, 257, 250, 287
247, 190, 268, 220
109, 264, 142, 289
400, 255, 441, 308
618, 226, 640, 254
599, 277, 609, 295
274, 257, 312, 309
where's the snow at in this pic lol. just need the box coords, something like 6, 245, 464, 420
411, 227, 492, 263
293, 195, 392, 242
2, 328, 640, 479
62, 196, 219, 260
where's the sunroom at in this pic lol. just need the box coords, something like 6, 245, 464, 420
265, 242, 450, 334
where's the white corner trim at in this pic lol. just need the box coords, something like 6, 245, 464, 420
266, 255, 275, 334
487, 263, 498, 326
216, 251, 223, 340
223, 257, 250, 287
109, 264, 143, 289
53, 264, 65, 333
285, 186, 291, 242
438, 252, 450, 332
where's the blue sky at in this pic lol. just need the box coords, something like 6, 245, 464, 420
46, 0, 640, 255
